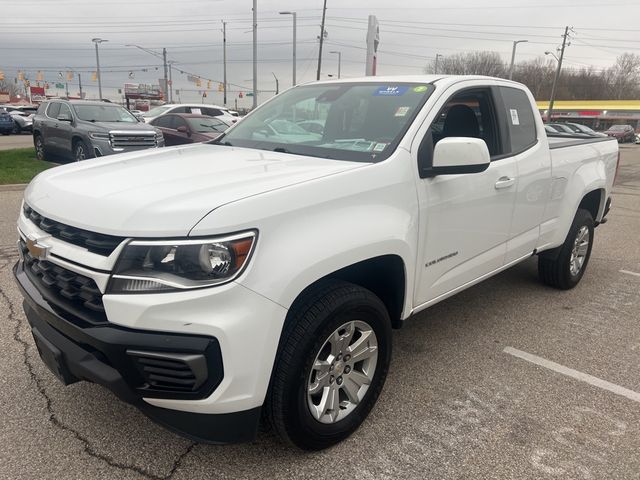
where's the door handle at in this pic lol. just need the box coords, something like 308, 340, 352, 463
495, 176, 516, 189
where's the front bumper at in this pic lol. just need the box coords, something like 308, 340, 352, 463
14, 260, 261, 443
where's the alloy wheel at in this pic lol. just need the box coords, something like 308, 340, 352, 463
569, 225, 590, 276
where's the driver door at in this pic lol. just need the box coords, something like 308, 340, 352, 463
413, 85, 518, 306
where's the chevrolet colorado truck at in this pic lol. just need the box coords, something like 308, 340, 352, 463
14, 76, 619, 450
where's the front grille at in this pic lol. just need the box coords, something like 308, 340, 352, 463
23, 204, 124, 256
127, 350, 208, 392
20, 240, 107, 325
110, 132, 157, 149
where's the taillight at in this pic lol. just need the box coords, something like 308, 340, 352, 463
613, 150, 621, 186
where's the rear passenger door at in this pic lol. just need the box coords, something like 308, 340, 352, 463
43, 102, 61, 153
497, 86, 552, 264
413, 84, 519, 306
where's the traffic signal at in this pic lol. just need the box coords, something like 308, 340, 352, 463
91, 71, 97, 81
239, 92, 243, 98
36, 71, 44, 81
67, 71, 74, 81
218, 83, 224, 92
17, 71, 24, 81
203, 92, 207, 98
0, 70, 4, 81
196, 78, 202, 87
207, 80, 212, 89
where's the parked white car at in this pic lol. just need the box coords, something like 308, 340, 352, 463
15, 75, 618, 450
142, 103, 238, 125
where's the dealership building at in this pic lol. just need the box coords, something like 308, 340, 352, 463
537, 100, 640, 131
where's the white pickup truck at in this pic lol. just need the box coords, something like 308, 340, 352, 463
14, 75, 619, 450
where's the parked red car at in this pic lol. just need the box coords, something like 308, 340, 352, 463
604, 124, 636, 143
150, 114, 230, 146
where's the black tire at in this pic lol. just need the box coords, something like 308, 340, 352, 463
34, 134, 46, 161
539, 208, 594, 290
266, 279, 392, 450
73, 139, 93, 161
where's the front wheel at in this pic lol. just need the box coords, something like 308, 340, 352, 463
34, 134, 46, 160
266, 280, 392, 450
73, 140, 92, 161
539, 208, 595, 290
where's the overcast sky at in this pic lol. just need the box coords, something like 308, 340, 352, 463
2, 0, 639, 107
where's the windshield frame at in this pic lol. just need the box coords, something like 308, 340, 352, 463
214, 81, 435, 163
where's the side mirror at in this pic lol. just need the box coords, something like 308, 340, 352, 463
176, 126, 189, 135
57, 115, 72, 122
429, 137, 490, 176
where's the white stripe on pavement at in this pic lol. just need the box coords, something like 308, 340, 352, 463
620, 269, 640, 278
503, 347, 640, 404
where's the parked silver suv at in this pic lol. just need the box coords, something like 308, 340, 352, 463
33, 100, 164, 162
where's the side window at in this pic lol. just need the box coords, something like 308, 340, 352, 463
36, 103, 47, 115
46, 102, 61, 119
426, 88, 501, 157
153, 116, 173, 128
171, 107, 188, 114
58, 104, 72, 121
174, 117, 187, 130
203, 108, 222, 117
499, 87, 537, 154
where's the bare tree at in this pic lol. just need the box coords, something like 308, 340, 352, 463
0, 79, 21, 99
425, 51, 506, 77
511, 58, 556, 99
603, 53, 640, 100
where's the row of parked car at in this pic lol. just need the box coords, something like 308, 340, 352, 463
0, 105, 38, 135
24, 100, 241, 162
545, 122, 639, 143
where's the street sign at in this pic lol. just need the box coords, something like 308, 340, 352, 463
55, 83, 64, 89
245, 92, 254, 97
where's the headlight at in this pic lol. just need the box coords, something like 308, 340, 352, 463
108, 231, 256, 293
89, 132, 110, 139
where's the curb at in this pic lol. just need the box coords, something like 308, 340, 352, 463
0, 184, 27, 192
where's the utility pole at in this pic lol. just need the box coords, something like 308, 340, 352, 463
272, 72, 279, 94
162, 47, 169, 103
222, 20, 228, 106
78, 73, 83, 99
252, 0, 258, 108
434, 54, 443, 74
509, 40, 528, 80
548, 26, 572, 122
316, 0, 328, 80
92, 38, 107, 100
168, 62, 173, 103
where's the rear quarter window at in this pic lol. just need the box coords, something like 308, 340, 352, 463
499, 87, 537, 154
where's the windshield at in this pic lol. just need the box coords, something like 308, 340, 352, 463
186, 117, 228, 133
73, 104, 138, 123
217, 82, 434, 162
144, 106, 172, 117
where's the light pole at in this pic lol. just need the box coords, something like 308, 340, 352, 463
509, 40, 528, 80
126, 44, 171, 102
316, 0, 328, 80
272, 72, 279, 95
279, 11, 297, 86
329, 51, 341, 78
92, 38, 107, 99
221, 20, 228, 105
252, 0, 258, 108
434, 54, 444, 74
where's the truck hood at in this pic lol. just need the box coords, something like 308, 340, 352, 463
25, 144, 366, 237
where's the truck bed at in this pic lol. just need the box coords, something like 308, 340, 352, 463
547, 134, 617, 150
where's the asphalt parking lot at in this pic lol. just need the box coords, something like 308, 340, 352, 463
0, 133, 34, 151
0, 145, 639, 480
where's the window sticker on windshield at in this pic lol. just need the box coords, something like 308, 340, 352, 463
394, 106, 411, 117
413, 85, 429, 93
510, 108, 520, 126
373, 143, 387, 152
373, 86, 408, 96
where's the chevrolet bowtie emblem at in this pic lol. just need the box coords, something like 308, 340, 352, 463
26, 235, 50, 260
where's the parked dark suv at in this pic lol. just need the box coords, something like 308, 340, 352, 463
33, 100, 164, 162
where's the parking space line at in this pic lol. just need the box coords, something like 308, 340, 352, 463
503, 347, 640, 404
620, 269, 640, 278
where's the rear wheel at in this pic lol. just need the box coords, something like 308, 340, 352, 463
266, 280, 392, 450
539, 208, 594, 290
34, 134, 46, 161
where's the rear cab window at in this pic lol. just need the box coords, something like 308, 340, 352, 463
498, 86, 537, 154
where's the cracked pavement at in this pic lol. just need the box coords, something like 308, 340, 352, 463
1, 145, 639, 480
